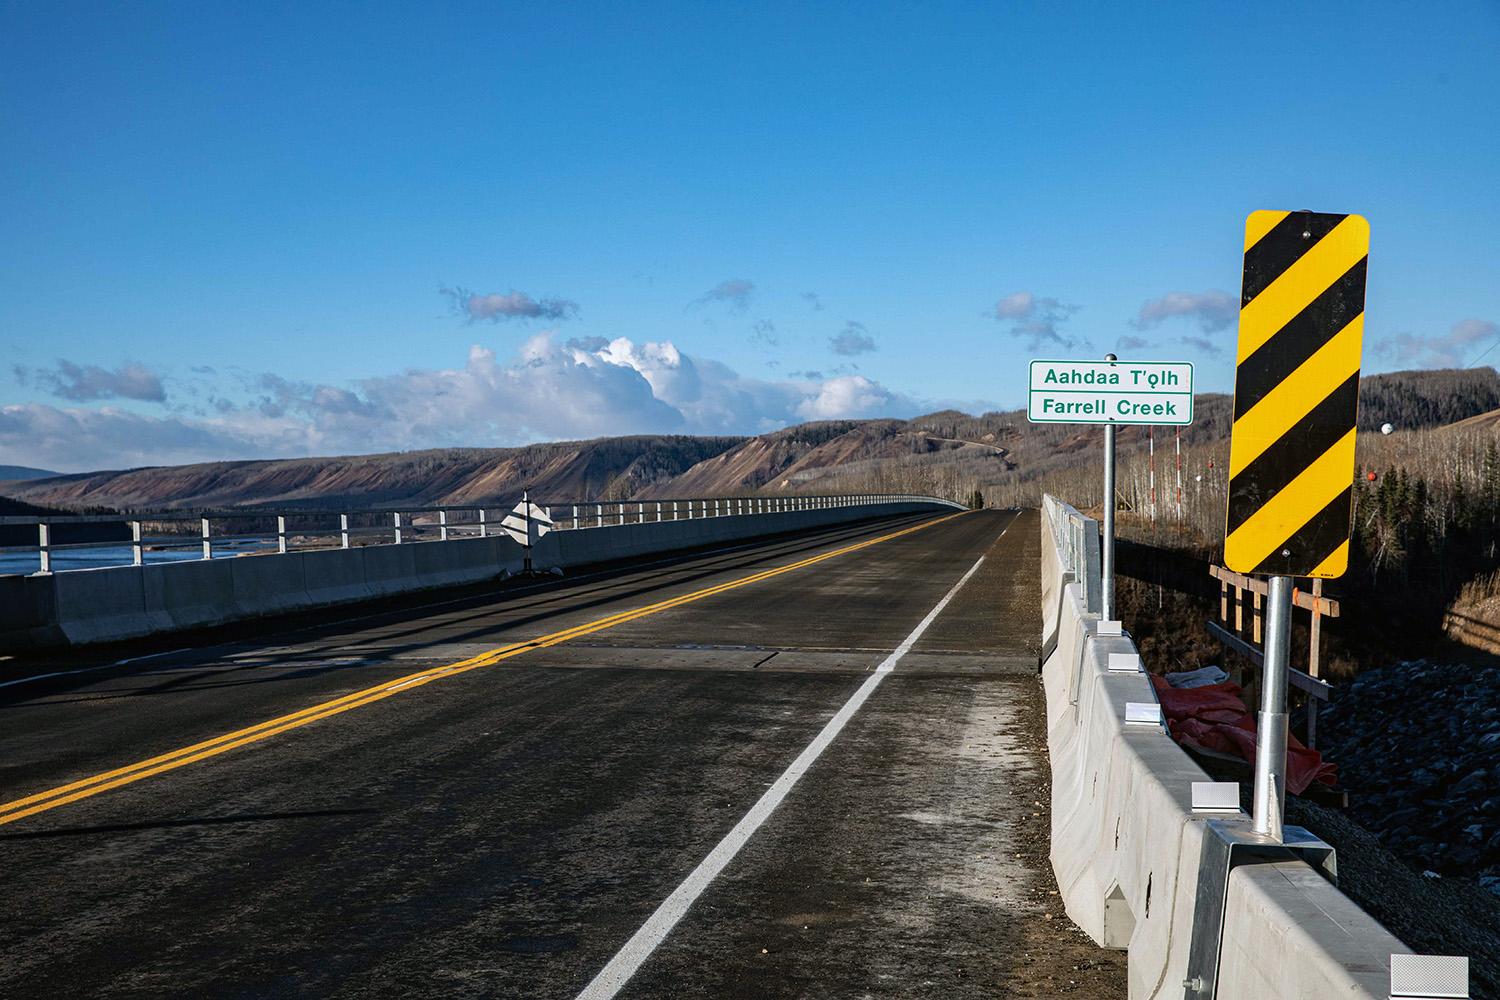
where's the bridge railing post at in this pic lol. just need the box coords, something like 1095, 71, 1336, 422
479, 509, 488, 538
439, 509, 449, 542
277, 515, 288, 554
37, 522, 51, 574
393, 512, 403, 544
340, 513, 350, 549
201, 517, 212, 560
131, 520, 143, 566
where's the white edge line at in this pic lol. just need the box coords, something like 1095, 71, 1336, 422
574, 551, 988, 1000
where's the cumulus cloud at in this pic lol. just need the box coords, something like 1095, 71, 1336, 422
751, 319, 779, 347
802, 291, 824, 311
15, 360, 167, 403
1180, 335, 1223, 356
440, 285, 578, 323
1132, 290, 1237, 333
0, 404, 276, 470
1116, 335, 1150, 351
829, 321, 876, 356
692, 278, 755, 312
992, 291, 1082, 349
1379, 319, 1499, 369
796, 375, 904, 420
2, 336, 923, 471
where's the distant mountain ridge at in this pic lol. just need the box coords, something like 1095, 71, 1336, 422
5, 367, 1494, 512
0, 465, 60, 481
3, 437, 743, 512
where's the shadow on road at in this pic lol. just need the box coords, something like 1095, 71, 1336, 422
0, 807, 375, 840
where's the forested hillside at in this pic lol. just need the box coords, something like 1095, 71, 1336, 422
1357, 367, 1500, 431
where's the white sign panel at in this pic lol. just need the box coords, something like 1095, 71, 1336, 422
1028, 359, 1194, 425
501, 501, 553, 547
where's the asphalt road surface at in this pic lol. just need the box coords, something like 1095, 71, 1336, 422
0, 508, 1127, 998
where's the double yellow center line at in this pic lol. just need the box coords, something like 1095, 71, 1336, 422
0, 511, 967, 827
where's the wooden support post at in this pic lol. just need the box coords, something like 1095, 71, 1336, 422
1309, 579, 1324, 680
1252, 590, 1263, 644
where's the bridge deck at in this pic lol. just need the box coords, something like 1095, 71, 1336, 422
0, 509, 1125, 998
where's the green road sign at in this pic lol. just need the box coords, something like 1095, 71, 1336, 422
1027, 359, 1194, 425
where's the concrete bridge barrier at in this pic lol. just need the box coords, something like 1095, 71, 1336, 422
1040, 495, 1415, 1000
1, 496, 959, 650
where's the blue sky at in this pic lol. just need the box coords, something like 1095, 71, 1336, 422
3, 1, 1498, 471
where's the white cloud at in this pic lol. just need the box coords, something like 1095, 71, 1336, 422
992, 291, 1082, 349
16, 360, 167, 402
0, 404, 272, 471
692, 278, 755, 312
829, 321, 876, 356
2, 335, 925, 472
440, 285, 578, 322
1379, 319, 1499, 369
796, 375, 908, 421
994, 291, 1038, 320
1132, 290, 1237, 333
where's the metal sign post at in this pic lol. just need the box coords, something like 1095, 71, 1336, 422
1102, 360, 1118, 621
523, 489, 534, 574
1225, 209, 1369, 843
1253, 575, 1292, 840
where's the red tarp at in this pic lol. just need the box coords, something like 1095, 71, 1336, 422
1150, 675, 1337, 794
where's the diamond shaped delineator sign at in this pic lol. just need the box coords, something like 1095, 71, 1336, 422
501, 500, 552, 547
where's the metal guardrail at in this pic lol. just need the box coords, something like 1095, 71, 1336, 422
1042, 494, 1102, 616
0, 493, 958, 576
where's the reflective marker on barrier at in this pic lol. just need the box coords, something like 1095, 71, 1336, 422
1190, 782, 1241, 813
1107, 652, 1142, 672
1125, 702, 1162, 725
1390, 954, 1469, 999
1096, 620, 1123, 636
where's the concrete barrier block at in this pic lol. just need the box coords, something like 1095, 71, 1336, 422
1218, 862, 1405, 1000
410, 536, 505, 589
230, 552, 311, 619
52, 567, 154, 645
361, 542, 419, 598
0, 573, 61, 648
143, 559, 236, 632
1040, 497, 1403, 1000
300, 547, 373, 607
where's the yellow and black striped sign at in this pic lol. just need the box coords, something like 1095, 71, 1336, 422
1224, 210, 1369, 578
